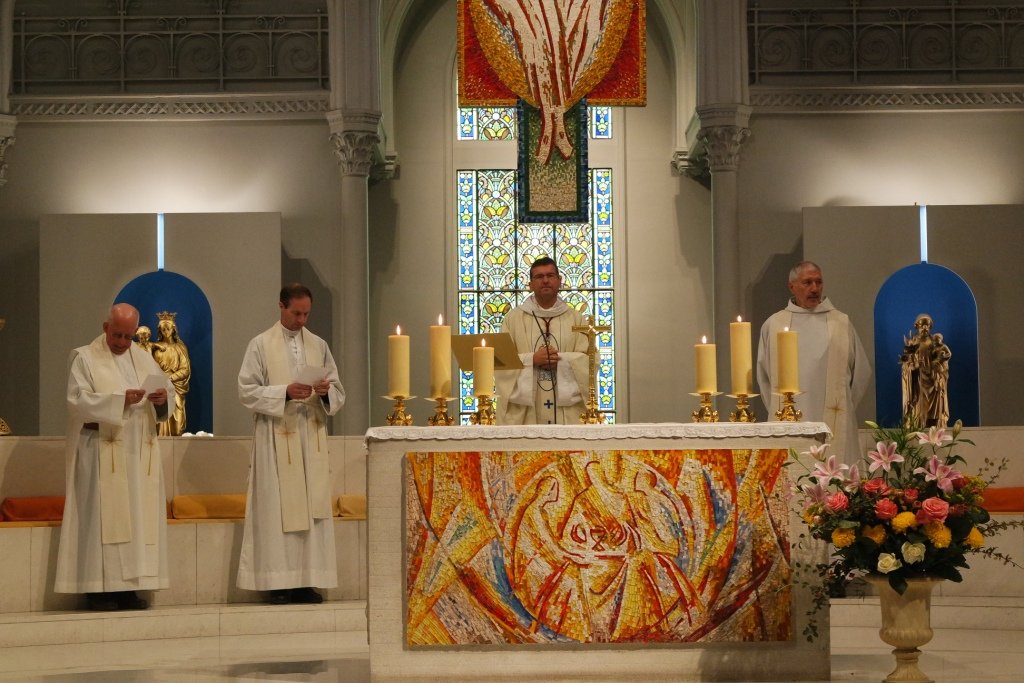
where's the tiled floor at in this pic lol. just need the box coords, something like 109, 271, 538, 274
1, 603, 1021, 682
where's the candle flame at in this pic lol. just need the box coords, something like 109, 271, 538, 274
481, 338, 488, 347
396, 324, 402, 335
737, 315, 743, 323
701, 335, 707, 344
784, 326, 789, 332
437, 313, 444, 325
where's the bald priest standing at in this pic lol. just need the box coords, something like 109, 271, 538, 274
757, 261, 872, 463
56, 303, 174, 611
496, 257, 589, 425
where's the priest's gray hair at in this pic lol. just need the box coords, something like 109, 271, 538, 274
789, 261, 822, 283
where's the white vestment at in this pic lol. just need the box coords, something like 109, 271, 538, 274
757, 298, 871, 463
495, 296, 589, 425
236, 322, 345, 591
55, 335, 174, 593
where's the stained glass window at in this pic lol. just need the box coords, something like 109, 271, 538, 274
458, 105, 613, 141
456, 168, 615, 423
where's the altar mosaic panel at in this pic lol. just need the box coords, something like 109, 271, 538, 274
404, 448, 792, 646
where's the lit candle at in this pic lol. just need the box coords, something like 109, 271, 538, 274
388, 325, 410, 397
695, 335, 717, 394
429, 314, 452, 398
777, 327, 800, 394
473, 339, 494, 398
730, 316, 752, 395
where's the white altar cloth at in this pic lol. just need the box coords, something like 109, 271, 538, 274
365, 422, 831, 682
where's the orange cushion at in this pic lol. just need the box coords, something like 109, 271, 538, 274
983, 487, 1024, 513
335, 494, 367, 518
0, 496, 65, 521
171, 494, 247, 519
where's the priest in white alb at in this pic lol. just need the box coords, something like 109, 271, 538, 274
496, 257, 589, 425
237, 283, 345, 604
56, 303, 173, 611
757, 261, 871, 463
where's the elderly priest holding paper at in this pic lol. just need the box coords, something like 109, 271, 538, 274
237, 283, 345, 605
56, 303, 173, 611
757, 261, 871, 463
496, 257, 589, 425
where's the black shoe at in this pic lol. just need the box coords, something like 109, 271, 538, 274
266, 589, 290, 605
86, 592, 119, 611
115, 591, 149, 610
289, 587, 323, 604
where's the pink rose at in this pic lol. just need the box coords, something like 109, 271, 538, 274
825, 491, 849, 513
874, 498, 899, 520
862, 478, 892, 496
916, 496, 950, 524
901, 488, 919, 503
951, 475, 968, 490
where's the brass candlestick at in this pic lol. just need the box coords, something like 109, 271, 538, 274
775, 391, 802, 422
384, 394, 415, 426
426, 396, 455, 426
573, 314, 610, 425
690, 392, 720, 423
470, 395, 496, 425
728, 393, 759, 422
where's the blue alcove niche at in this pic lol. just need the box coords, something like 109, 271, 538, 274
873, 263, 979, 427
116, 271, 213, 433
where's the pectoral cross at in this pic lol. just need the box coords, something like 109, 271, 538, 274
276, 424, 297, 464
572, 315, 611, 424
103, 433, 123, 473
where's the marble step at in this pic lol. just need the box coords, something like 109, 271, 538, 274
830, 595, 1024, 631
0, 600, 367, 648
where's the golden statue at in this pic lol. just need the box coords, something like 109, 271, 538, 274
150, 312, 191, 436
134, 325, 153, 351
900, 313, 951, 428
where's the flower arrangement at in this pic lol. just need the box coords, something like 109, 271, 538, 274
791, 420, 1022, 599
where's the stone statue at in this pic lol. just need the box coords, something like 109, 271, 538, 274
900, 313, 951, 428
151, 312, 191, 436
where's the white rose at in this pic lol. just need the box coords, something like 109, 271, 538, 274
877, 553, 903, 574
901, 542, 926, 564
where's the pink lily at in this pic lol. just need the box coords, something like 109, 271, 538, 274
842, 463, 862, 493
914, 426, 953, 449
800, 481, 829, 506
801, 443, 830, 462
868, 441, 905, 473
811, 454, 849, 485
913, 454, 961, 493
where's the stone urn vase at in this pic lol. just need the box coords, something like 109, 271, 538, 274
866, 575, 942, 683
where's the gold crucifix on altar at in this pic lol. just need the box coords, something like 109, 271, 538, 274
572, 314, 610, 424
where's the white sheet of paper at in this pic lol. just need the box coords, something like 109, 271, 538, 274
142, 374, 167, 394
294, 366, 328, 385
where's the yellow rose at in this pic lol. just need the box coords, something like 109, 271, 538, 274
923, 521, 952, 549
966, 527, 984, 549
861, 524, 886, 545
891, 511, 918, 533
832, 527, 856, 549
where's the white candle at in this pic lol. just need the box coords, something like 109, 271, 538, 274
388, 325, 410, 397
730, 316, 752, 395
473, 339, 494, 398
695, 335, 717, 394
429, 314, 451, 398
777, 327, 799, 394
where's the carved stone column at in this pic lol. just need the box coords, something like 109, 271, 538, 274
328, 109, 380, 435
696, 104, 751, 371
0, 117, 14, 189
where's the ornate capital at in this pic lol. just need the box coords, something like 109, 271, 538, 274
0, 115, 17, 189
695, 125, 751, 173
327, 108, 382, 177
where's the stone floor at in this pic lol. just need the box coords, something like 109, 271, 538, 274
1, 597, 1021, 682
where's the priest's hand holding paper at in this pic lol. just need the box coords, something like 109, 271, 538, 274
146, 388, 168, 406
142, 374, 168, 406
124, 388, 146, 408
289, 366, 328, 400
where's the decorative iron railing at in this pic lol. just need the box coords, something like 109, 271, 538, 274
749, 1, 1024, 85
11, 0, 328, 94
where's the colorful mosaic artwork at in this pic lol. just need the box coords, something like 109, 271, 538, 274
456, 169, 615, 422
405, 448, 792, 646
